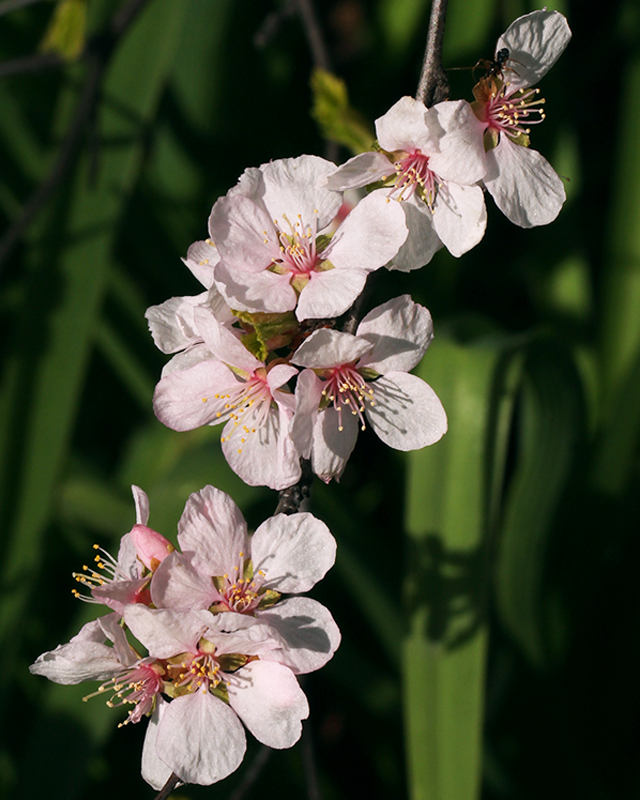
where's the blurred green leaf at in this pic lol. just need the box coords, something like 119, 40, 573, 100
40, 0, 87, 62
403, 335, 519, 800
311, 68, 375, 155
495, 340, 585, 668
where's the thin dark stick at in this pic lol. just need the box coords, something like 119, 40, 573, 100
296, 0, 329, 71
227, 746, 272, 800
153, 773, 181, 800
0, 0, 42, 16
0, 52, 62, 78
0, 0, 150, 275
275, 458, 314, 515
415, 0, 449, 106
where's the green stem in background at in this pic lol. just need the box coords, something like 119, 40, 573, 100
403, 338, 519, 800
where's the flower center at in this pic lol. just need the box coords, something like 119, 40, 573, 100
320, 363, 376, 432
473, 77, 546, 144
169, 650, 222, 694
391, 150, 437, 206
211, 370, 274, 454
84, 660, 164, 726
270, 212, 320, 277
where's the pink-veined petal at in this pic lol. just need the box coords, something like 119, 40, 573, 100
151, 551, 218, 610
484, 138, 565, 228
357, 295, 434, 374
258, 596, 341, 674
326, 152, 392, 192
432, 182, 487, 257
251, 512, 336, 593
178, 485, 248, 576
228, 661, 308, 749
155, 691, 246, 785
366, 373, 447, 450
292, 328, 373, 369
497, 9, 571, 92
208, 195, 280, 273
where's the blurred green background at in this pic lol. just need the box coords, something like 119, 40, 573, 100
1, 0, 640, 798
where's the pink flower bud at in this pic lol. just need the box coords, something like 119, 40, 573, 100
130, 524, 174, 572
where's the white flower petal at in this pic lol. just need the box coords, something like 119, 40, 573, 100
357, 295, 433, 374
155, 691, 246, 785
366, 373, 447, 450
432, 182, 487, 257
295, 267, 368, 321
327, 191, 408, 273
387, 197, 441, 272
251, 512, 336, 593
292, 328, 373, 369
291, 369, 323, 459
426, 100, 487, 185
326, 152, 392, 192
497, 9, 571, 92
375, 96, 435, 153
183, 239, 219, 289
132, 485, 150, 527
214, 260, 297, 314
178, 485, 248, 576
194, 306, 261, 374
151, 552, 218, 610
311, 406, 359, 482
208, 195, 279, 273
160, 342, 214, 378
29, 623, 122, 685
141, 698, 174, 790
260, 155, 343, 230
258, 596, 341, 674
145, 293, 208, 354
124, 606, 211, 658
484, 138, 565, 228
228, 661, 308, 749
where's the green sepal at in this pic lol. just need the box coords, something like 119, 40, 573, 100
311, 68, 375, 155
211, 682, 229, 704
218, 653, 257, 673
359, 367, 380, 381
234, 310, 299, 361
257, 588, 282, 609
509, 131, 531, 148
40, 0, 87, 62
483, 128, 500, 152
315, 233, 333, 254
212, 575, 227, 593
243, 558, 254, 582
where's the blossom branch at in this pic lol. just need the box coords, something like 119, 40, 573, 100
275, 458, 314, 515
153, 773, 181, 800
415, 0, 449, 106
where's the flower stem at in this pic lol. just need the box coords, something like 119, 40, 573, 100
415, 0, 449, 106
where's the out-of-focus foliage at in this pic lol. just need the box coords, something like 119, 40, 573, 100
1, 1, 639, 799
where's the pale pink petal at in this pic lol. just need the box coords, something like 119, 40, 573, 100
145, 293, 208, 354
366, 373, 447, 450
208, 195, 279, 273
311, 407, 359, 482
160, 342, 214, 378
123, 606, 211, 657
98, 613, 137, 667
155, 692, 246, 785
221, 406, 301, 491
357, 295, 434, 374
258, 596, 341, 674
291, 369, 324, 459
432, 182, 487, 257
388, 197, 441, 272
326, 152, 392, 191
194, 306, 261, 374
178, 485, 248, 576
295, 266, 368, 321
214, 260, 297, 314
375, 95, 435, 153
326, 191, 407, 273
251, 512, 336, 593
228, 661, 308, 749
141, 698, 174, 790
91, 576, 150, 615
151, 552, 218, 610
266, 364, 298, 392
426, 100, 486, 185
153, 359, 240, 431
260, 155, 343, 230
29, 624, 122, 684
292, 328, 373, 369
227, 166, 264, 201
183, 239, 219, 289
131, 485, 150, 526
116, 532, 142, 578
484, 138, 565, 227
497, 9, 571, 92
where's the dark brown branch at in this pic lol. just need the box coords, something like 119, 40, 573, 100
415, 0, 449, 106
153, 773, 181, 800
0, 52, 62, 78
0, 0, 150, 276
275, 458, 314, 515
296, 0, 330, 72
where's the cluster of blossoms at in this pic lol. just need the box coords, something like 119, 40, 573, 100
30, 8, 570, 794
31, 486, 339, 788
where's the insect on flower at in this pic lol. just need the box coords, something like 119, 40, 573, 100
473, 47, 512, 82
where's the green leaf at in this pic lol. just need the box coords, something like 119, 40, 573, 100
40, 0, 87, 62
310, 68, 375, 155
403, 335, 520, 800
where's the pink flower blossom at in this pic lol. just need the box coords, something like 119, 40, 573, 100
291, 295, 447, 481
153, 306, 300, 490
209, 155, 408, 320
327, 98, 487, 269
471, 9, 572, 226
